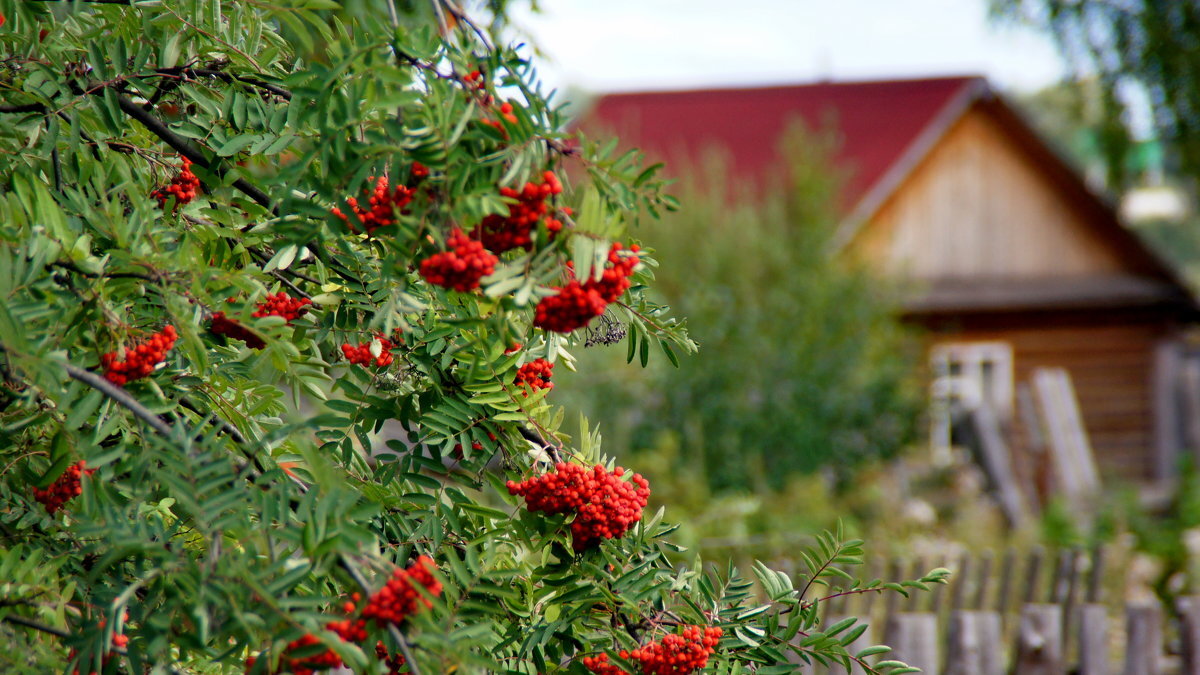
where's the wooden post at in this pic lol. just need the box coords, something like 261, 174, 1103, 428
883, 612, 939, 674
969, 405, 1029, 526
1061, 548, 1083, 660
1151, 340, 1182, 482
1014, 604, 1065, 675
944, 610, 1003, 675
1122, 602, 1162, 675
972, 551, 993, 611
1077, 604, 1109, 675
1178, 596, 1200, 675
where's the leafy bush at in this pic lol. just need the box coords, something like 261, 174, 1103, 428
0, 2, 943, 673
557, 129, 924, 492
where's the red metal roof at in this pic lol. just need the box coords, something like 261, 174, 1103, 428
575, 76, 983, 211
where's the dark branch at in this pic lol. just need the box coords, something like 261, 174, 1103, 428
178, 68, 292, 101
64, 363, 175, 437
0, 103, 46, 114
49, 260, 157, 282
113, 94, 275, 213
1, 614, 70, 638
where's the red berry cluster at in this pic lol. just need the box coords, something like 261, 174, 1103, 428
514, 358, 553, 392
477, 171, 565, 253
362, 555, 443, 626
506, 463, 651, 550
210, 312, 266, 350
101, 325, 177, 385
582, 653, 623, 675
583, 626, 722, 675
254, 292, 311, 322
246, 593, 407, 675
341, 334, 396, 368
482, 101, 519, 135
151, 157, 201, 208
419, 228, 498, 292
32, 461, 95, 515
534, 243, 640, 333
464, 70, 491, 105
331, 172, 419, 235
376, 641, 408, 674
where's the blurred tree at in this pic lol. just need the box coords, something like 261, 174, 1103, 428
557, 127, 924, 493
990, 0, 1200, 192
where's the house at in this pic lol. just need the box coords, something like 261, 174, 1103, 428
575, 76, 1198, 488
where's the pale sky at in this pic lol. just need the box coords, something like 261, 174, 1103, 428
511, 0, 1068, 98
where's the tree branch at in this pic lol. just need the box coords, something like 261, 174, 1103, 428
113, 94, 276, 213
0, 103, 47, 114
0, 613, 69, 638
63, 363, 175, 437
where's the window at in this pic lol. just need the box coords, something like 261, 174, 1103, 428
929, 341, 1014, 458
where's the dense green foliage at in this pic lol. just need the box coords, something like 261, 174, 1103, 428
991, 0, 1200, 191
558, 131, 923, 492
0, 1, 944, 673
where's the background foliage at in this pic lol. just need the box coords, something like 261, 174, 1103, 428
557, 129, 923, 493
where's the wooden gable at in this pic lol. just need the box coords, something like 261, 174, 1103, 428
841, 96, 1194, 316
846, 105, 1127, 281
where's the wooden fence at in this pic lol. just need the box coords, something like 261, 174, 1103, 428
785, 548, 1200, 674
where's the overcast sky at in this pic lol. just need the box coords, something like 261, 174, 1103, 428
511, 0, 1068, 98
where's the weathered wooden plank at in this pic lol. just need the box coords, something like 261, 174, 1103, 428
883, 612, 939, 674
968, 405, 1029, 526
1077, 603, 1109, 675
1178, 596, 1200, 675
944, 610, 1003, 675
1032, 368, 1102, 506
1122, 602, 1162, 675
1014, 604, 1065, 675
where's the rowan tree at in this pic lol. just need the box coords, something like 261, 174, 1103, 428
0, 1, 944, 673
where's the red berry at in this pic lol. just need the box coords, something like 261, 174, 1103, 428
31, 461, 95, 515
151, 157, 202, 209
331, 171, 422, 235
475, 172, 565, 253
507, 463, 650, 550
361, 556, 442, 626
514, 358, 554, 393
419, 228, 498, 292
101, 325, 177, 386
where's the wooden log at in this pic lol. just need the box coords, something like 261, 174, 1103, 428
1122, 602, 1162, 675
883, 612, 939, 674
1024, 548, 1046, 605
951, 553, 973, 612
943, 610, 1003, 675
1077, 603, 1109, 675
968, 404, 1029, 526
1014, 604, 1065, 675
1062, 548, 1083, 659
973, 551, 993, 611
825, 614, 872, 675
997, 548, 1017, 617
1178, 596, 1200, 675
1181, 358, 1200, 464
